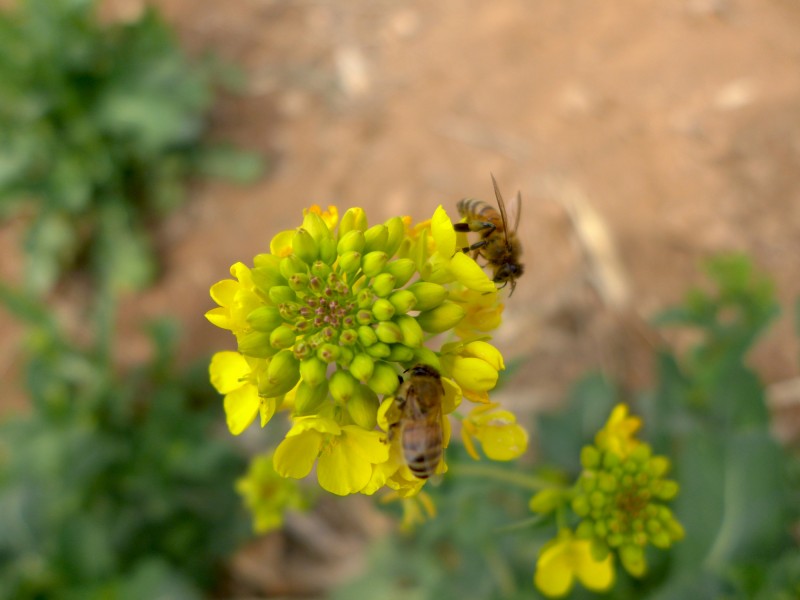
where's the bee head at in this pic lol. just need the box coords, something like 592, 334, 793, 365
405, 363, 441, 379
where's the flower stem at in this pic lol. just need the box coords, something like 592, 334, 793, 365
448, 463, 557, 492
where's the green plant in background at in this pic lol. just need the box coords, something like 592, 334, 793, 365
334, 254, 800, 599
0, 289, 249, 599
0, 0, 262, 295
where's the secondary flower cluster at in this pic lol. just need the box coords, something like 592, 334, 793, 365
531, 404, 684, 597
208, 205, 527, 501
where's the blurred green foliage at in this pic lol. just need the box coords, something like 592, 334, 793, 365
0, 290, 249, 599
0, 0, 262, 294
336, 254, 800, 599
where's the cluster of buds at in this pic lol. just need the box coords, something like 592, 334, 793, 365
208, 205, 527, 500
531, 404, 684, 597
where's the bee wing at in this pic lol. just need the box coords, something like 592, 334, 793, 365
490, 173, 511, 245
511, 191, 522, 234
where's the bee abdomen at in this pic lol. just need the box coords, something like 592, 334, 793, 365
402, 425, 443, 479
457, 198, 495, 220
405, 446, 442, 479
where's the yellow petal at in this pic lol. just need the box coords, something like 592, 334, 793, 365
259, 396, 278, 427
477, 422, 528, 461
463, 341, 505, 371
286, 415, 342, 437
534, 539, 575, 598
270, 230, 294, 257
210, 279, 239, 307
451, 356, 499, 392
461, 425, 481, 461
209, 351, 250, 394
318, 437, 372, 495
274, 430, 323, 478
449, 251, 496, 292
431, 205, 456, 257
223, 383, 261, 435
205, 307, 232, 330
575, 542, 615, 592
441, 377, 462, 414
342, 425, 390, 463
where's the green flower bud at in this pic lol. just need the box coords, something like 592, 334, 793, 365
371, 273, 396, 297
648, 456, 670, 478
580, 475, 597, 493
607, 532, 624, 548
357, 325, 378, 346
340, 329, 358, 345
317, 343, 340, 363
338, 250, 362, 274
375, 321, 403, 344
362, 251, 389, 277
356, 309, 373, 325
301, 210, 330, 243
357, 289, 374, 308
292, 341, 311, 360
529, 489, 563, 515
311, 260, 332, 279
279, 254, 308, 280
388, 290, 417, 314
294, 379, 329, 415
347, 385, 379, 430
372, 298, 395, 321
350, 353, 375, 383
270, 325, 296, 349
407, 282, 448, 311
299, 356, 328, 387
337, 229, 366, 255
365, 342, 392, 359
259, 350, 300, 397
575, 520, 594, 539
590, 539, 611, 562
269, 285, 296, 304
339, 207, 368, 238
388, 344, 414, 363
247, 306, 284, 332
288, 272, 309, 291
651, 530, 672, 549
620, 544, 646, 577
330, 369, 358, 404
292, 228, 318, 264
655, 480, 679, 501
416, 301, 465, 333
368, 361, 400, 395
383, 216, 405, 258
412, 347, 440, 370
598, 472, 617, 493
383, 258, 416, 287
571, 494, 590, 517
363, 224, 388, 254
603, 451, 621, 469
319, 236, 338, 264
251, 266, 286, 293
594, 520, 608, 538
338, 346, 354, 367
237, 331, 278, 358
631, 444, 652, 464
581, 446, 601, 469
395, 315, 424, 348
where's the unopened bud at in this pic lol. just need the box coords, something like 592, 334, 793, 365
330, 369, 358, 404
338, 207, 368, 238
347, 385, 379, 430
371, 273, 396, 297
337, 229, 366, 255
259, 350, 300, 397
365, 342, 391, 359
383, 216, 405, 258
247, 306, 283, 332
279, 254, 308, 280
350, 353, 375, 383
375, 321, 403, 344
363, 224, 388, 254
237, 331, 277, 358
407, 282, 448, 311
299, 356, 328, 387
383, 258, 416, 287
388, 290, 416, 314
357, 325, 378, 346
270, 325, 296, 349
372, 298, 395, 321
338, 250, 362, 274
269, 285, 296, 304
294, 379, 329, 415
292, 228, 318, 264
416, 301, 465, 333
362, 251, 389, 277
368, 361, 400, 396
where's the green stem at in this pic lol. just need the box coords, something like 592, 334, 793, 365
449, 463, 558, 492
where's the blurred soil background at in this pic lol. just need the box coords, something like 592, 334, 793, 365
3, 0, 800, 596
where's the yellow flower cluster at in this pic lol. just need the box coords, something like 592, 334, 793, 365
531, 403, 683, 597
207, 205, 527, 505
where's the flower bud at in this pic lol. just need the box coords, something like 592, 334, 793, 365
365, 342, 391, 359
357, 289, 374, 308
347, 385, 379, 430
417, 301, 465, 333
338, 207, 368, 238
340, 329, 358, 345
317, 343, 340, 363
288, 272, 309, 291
383, 258, 416, 287
259, 350, 300, 397
363, 224, 388, 254
581, 446, 601, 469
372, 298, 395, 321
311, 260, 332, 279
375, 321, 403, 344
388, 290, 416, 314
362, 251, 389, 277
237, 331, 278, 358
270, 325, 296, 349
247, 306, 283, 332
251, 266, 286, 293
301, 210, 330, 243
407, 282, 448, 312
350, 353, 375, 383
394, 315, 423, 347
279, 254, 308, 280
330, 369, 358, 404
412, 347, 441, 370
383, 216, 405, 258
388, 344, 414, 363
318, 236, 338, 264
299, 356, 328, 387
356, 309, 372, 325
571, 495, 590, 517
253, 252, 281, 270
368, 361, 400, 396
357, 325, 378, 346
529, 489, 563, 515
292, 341, 311, 360
292, 228, 318, 264
338, 250, 362, 274
371, 273, 396, 297
338, 346, 354, 367
269, 285, 296, 304
337, 229, 366, 255
294, 379, 329, 415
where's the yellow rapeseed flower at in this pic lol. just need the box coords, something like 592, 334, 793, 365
534, 531, 615, 597
236, 453, 306, 533
209, 351, 277, 434
461, 403, 528, 461
595, 403, 642, 458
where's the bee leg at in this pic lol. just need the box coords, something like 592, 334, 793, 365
454, 221, 496, 235
457, 238, 489, 255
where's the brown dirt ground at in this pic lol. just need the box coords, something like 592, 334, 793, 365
3, 0, 800, 596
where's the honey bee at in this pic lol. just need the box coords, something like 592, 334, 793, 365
455, 174, 524, 295
391, 364, 445, 480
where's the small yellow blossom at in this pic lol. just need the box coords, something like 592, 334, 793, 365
451, 287, 504, 339
273, 414, 390, 496
534, 531, 615, 597
303, 204, 339, 230
595, 403, 642, 458
236, 453, 306, 533
440, 340, 504, 403
205, 263, 262, 335
209, 351, 276, 435
461, 403, 528, 461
